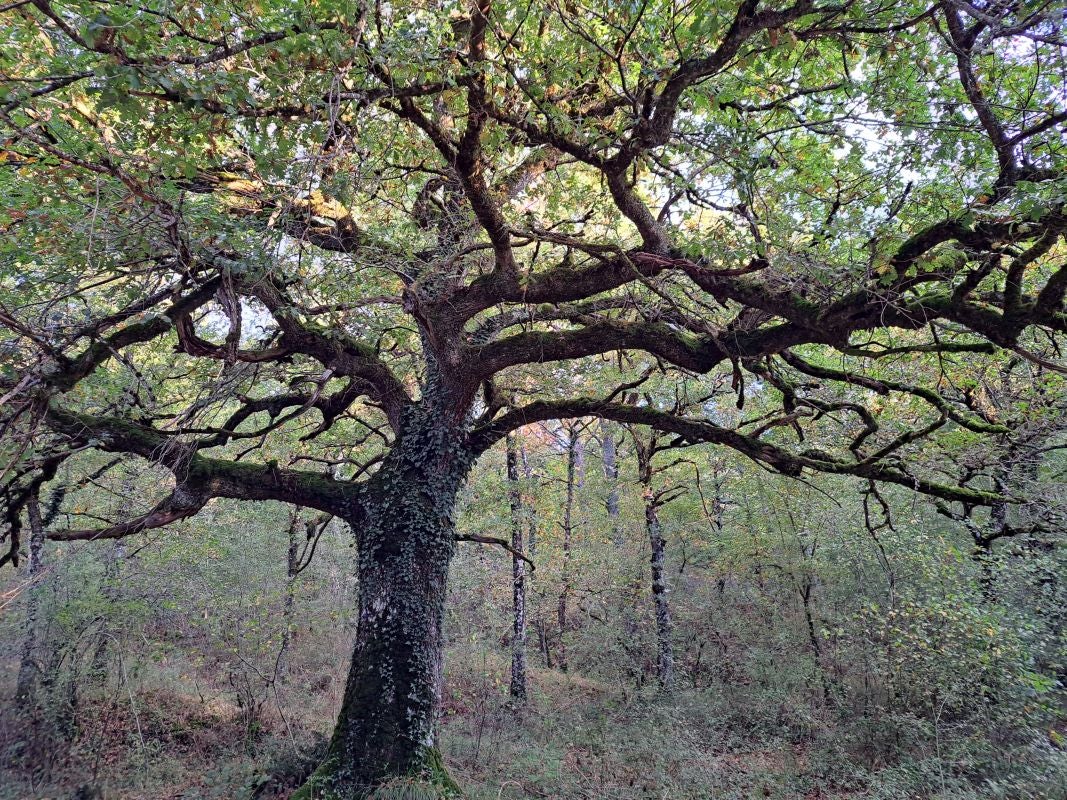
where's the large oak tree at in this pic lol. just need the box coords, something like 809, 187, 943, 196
1, 0, 1065, 795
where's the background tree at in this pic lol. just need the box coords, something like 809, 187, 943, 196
627, 394, 708, 694
504, 432, 528, 705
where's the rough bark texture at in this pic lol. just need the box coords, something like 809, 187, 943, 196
505, 434, 528, 704
295, 410, 470, 799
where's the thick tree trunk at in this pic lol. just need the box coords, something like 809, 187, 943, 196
295, 413, 469, 799
505, 435, 528, 704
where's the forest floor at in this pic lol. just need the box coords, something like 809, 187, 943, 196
1, 645, 881, 800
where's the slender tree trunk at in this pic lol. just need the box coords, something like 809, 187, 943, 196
974, 471, 1009, 600
601, 420, 622, 547
799, 579, 832, 701
506, 435, 528, 704
277, 511, 301, 681
557, 425, 577, 674
92, 478, 133, 683
518, 441, 550, 670
519, 442, 537, 560
15, 491, 46, 706
574, 428, 586, 487
91, 540, 125, 684
644, 491, 675, 692
634, 432, 676, 693
534, 618, 553, 669
296, 412, 469, 799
